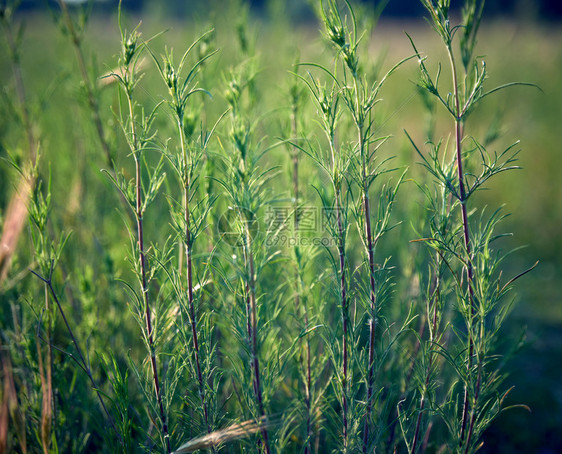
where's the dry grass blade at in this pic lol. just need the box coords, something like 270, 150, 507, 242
1, 351, 26, 454
0, 356, 14, 454
36, 334, 53, 454
172, 416, 274, 453
0, 174, 34, 285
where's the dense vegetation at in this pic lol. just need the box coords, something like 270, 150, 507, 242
1, 0, 560, 452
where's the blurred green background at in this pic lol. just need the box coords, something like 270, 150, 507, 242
1, 0, 561, 452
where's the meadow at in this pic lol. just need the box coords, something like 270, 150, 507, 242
1, 0, 561, 452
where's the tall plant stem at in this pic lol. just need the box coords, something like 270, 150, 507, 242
356, 121, 379, 454
1, 16, 36, 164
334, 187, 349, 452
37, 284, 54, 454
243, 229, 271, 454
410, 273, 441, 453
463, 329, 483, 454
362, 190, 377, 452
57, 0, 114, 169
386, 243, 449, 453
348, 74, 379, 452
30, 265, 122, 446
127, 94, 171, 454
326, 124, 349, 450
291, 103, 300, 237
447, 49, 476, 449
177, 120, 214, 443
291, 99, 312, 454
0, 12, 38, 284
304, 308, 312, 454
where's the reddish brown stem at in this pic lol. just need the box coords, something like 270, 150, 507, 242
362, 190, 377, 453
31, 266, 122, 446
291, 97, 313, 454
455, 117, 475, 447
447, 49, 476, 449
334, 190, 348, 451
463, 360, 482, 454
185, 188, 211, 430
411, 280, 441, 453
37, 285, 53, 454
128, 87, 170, 452
179, 120, 214, 443
244, 230, 271, 454
135, 157, 170, 454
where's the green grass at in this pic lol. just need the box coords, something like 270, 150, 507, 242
1, 1, 561, 453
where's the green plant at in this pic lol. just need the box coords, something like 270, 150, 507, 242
103, 10, 170, 451
28, 172, 120, 449
297, 1, 412, 452
215, 62, 281, 453
402, 1, 536, 452
318, 2, 411, 451
149, 32, 223, 451
0, 0, 539, 452
299, 62, 354, 450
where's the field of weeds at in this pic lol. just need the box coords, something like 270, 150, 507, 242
1, 1, 561, 452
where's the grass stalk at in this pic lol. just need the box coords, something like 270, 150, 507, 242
446, 39, 476, 451
126, 90, 171, 453
36, 284, 53, 454
300, 61, 350, 450
107, 17, 172, 444
326, 91, 349, 448
0, 9, 36, 163
30, 264, 122, 445
151, 40, 220, 445
335, 186, 349, 451
178, 117, 214, 442
222, 67, 273, 453
242, 228, 271, 454
289, 68, 313, 453
316, 3, 408, 448
0, 7, 37, 284
56, 0, 114, 169
410, 265, 441, 452
409, 1, 531, 451
352, 78, 380, 454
